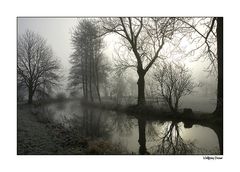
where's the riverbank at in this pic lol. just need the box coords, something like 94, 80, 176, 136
17, 99, 223, 155
17, 103, 127, 155
80, 100, 222, 125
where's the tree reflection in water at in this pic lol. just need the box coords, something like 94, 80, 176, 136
138, 118, 149, 154
138, 118, 196, 154
110, 113, 136, 136
137, 118, 216, 155
68, 108, 111, 139
40, 101, 222, 155
153, 121, 196, 154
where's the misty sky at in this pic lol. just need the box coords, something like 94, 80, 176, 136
18, 18, 78, 72
17, 17, 217, 99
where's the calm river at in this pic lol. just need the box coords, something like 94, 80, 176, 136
43, 100, 220, 155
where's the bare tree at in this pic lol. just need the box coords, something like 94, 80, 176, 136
69, 19, 108, 103
101, 17, 178, 106
17, 30, 60, 104
177, 17, 223, 116
154, 62, 196, 113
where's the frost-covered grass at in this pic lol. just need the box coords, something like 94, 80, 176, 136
17, 104, 56, 154
17, 104, 126, 155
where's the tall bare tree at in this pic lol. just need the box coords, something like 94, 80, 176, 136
177, 17, 223, 116
101, 17, 178, 106
17, 30, 60, 104
69, 19, 107, 102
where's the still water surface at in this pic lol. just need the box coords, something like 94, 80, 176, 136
44, 100, 220, 155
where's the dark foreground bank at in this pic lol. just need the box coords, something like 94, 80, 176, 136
17, 104, 127, 155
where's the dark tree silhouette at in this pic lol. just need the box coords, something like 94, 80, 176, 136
178, 17, 223, 116
154, 62, 197, 113
215, 17, 223, 116
137, 118, 197, 155
101, 17, 178, 106
138, 117, 148, 154
17, 30, 60, 104
69, 20, 108, 103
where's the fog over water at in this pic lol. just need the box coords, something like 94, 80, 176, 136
45, 100, 220, 154
18, 17, 217, 112
17, 17, 223, 156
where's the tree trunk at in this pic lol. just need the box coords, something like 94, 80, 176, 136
208, 123, 223, 155
167, 96, 176, 113
89, 46, 94, 102
174, 99, 179, 113
85, 74, 88, 101
82, 69, 86, 98
215, 125, 223, 155
214, 17, 223, 117
168, 102, 175, 113
89, 76, 94, 102
28, 88, 33, 104
85, 53, 89, 101
96, 84, 101, 103
94, 56, 101, 103
94, 67, 101, 103
89, 57, 93, 102
137, 71, 146, 106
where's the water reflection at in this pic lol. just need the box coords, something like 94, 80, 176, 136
110, 113, 136, 137
138, 117, 149, 154
151, 121, 195, 154
137, 117, 221, 155
68, 108, 111, 139
40, 101, 222, 155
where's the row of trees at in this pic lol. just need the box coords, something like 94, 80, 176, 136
68, 20, 109, 103
68, 17, 222, 115
17, 17, 223, 117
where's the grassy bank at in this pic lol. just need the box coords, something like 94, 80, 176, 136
17, 103, 126, 155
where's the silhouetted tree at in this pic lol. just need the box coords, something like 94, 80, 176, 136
215, 17, 223, 116
69, 19, 108, 103
101, 17, 178, 106
154, 62, 196, 113
17, 30, 60, 104
178, 17, 223, 116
